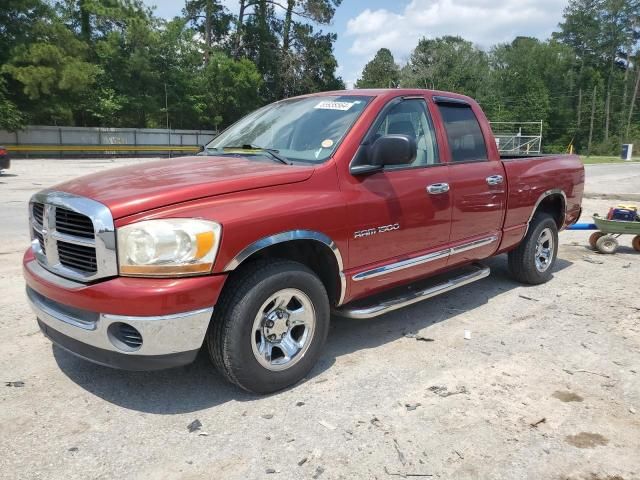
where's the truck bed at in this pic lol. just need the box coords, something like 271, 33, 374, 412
501, 153, 584, 234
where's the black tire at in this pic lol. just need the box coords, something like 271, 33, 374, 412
207, 259, 330, 394
508, 213, 559, 285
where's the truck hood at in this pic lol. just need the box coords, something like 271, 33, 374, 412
53, 155, 315, 219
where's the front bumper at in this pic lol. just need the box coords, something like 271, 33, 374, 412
24, 252, 226, 370
27, 286, 212, 370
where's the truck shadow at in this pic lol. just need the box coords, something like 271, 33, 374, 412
53, 254, 572, 414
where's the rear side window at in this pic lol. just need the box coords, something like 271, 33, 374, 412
437, 104, 487, 162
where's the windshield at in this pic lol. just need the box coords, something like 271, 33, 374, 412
206, 95, 372, 163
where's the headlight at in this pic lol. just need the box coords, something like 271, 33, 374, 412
117, 219, 221, 277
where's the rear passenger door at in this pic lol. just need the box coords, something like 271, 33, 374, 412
433, 98, 506, 265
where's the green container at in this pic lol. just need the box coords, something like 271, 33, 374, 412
593, 214, 640, 234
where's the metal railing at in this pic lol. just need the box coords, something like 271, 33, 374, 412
490, 121, 543, 155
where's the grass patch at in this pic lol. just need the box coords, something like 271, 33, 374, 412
582, 155, 640, 164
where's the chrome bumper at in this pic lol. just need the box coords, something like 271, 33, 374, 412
27, 286, 213, 370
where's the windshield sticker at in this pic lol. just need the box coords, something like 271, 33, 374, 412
314, 101, 354, 111
321, 139, 334, 148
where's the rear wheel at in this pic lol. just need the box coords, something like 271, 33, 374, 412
508, 213, 559, 285
589, 231, 605, 249
595, 235, 618, 254
632, 235, 640, 252
207, 259, 330, 394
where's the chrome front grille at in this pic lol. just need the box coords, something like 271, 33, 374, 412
57, 240, 98, 273
33, 229, 46, 254
55, 207, 95, 239
29, 191, 117, 282
33, 203, 44, 226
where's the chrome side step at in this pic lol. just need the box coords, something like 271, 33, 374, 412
334, 264, 490, 319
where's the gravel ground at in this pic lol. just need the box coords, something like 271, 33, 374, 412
1, 159, 639, 480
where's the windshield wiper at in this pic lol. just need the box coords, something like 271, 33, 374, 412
222, 144, 292, 165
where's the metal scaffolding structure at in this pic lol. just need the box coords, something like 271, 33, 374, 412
490, 121, 543, 155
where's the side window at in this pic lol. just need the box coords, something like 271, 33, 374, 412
374, 99, 439, 167
437, 104, 488, 162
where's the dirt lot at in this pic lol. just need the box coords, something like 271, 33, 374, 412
1, 159, 639, 480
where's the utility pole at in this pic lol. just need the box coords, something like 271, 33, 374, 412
604, 90, 610, 141
627, 63, 640, 139
576, 88, 582, 129
164, 82, 169, 130
588, 85, 597, 157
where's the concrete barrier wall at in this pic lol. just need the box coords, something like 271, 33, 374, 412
0, 126, 217, 157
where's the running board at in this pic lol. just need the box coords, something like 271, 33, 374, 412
334, 264, 490, 319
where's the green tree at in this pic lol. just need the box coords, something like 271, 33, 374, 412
489, 37, 577, 149
0, 77, 23, 131
198, 52, 262, 129
400, 36, 489, 97
555, 0, 640, 151
3, 19, 101, 124
183, 0, 233, 63
280, 24, 344, 97
0, 0, 343, 131
355, 48, 399, 89
281, 0, 342, 52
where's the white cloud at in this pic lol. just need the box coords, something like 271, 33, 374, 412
345, 0, 568, 78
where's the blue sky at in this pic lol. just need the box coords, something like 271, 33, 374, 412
148, 0, 569, 87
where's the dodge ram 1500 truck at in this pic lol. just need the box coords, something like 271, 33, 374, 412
24, 89, 584, 393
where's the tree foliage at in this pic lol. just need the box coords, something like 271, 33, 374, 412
401, 37, 489, 95
354, 0, 640, 155
0, 0, 344, 131
355, 48, 399, 89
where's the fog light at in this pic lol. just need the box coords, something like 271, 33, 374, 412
107, 322, 143, 352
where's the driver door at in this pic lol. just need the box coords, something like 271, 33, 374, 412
342, 97, 452, 298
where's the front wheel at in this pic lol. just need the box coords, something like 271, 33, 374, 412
508, 213, 559, 285
207, 260, 330, 394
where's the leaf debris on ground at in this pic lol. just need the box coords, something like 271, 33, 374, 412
563, 368, 610, 378
4, 381, 25, 387
187, 419, 202, 433
393, 438, 407, 465
530, 417, 546, 428
428, 385, 468, 397
404, 332, 435, 342
583, 256, 604, 264
384, 466, 433, 477
318, 420, 336, 430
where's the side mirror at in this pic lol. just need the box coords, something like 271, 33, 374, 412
198, 145, 205, 153
350, 135, 417, 175
370, 135, 417, 167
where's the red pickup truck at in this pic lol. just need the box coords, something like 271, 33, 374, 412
24, 89, 584, 393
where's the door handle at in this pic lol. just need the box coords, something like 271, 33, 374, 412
427, 183, 450, 194
486, 175, 504, 186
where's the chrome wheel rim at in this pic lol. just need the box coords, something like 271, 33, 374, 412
534, 227, 554, 272
251, 288, 316, 371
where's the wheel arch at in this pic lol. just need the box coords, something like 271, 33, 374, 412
527, 189, 567, 231
223, 230, 346, 306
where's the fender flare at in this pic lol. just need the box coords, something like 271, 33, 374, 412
525, 188, 567, 234
223, 230, 347, 306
